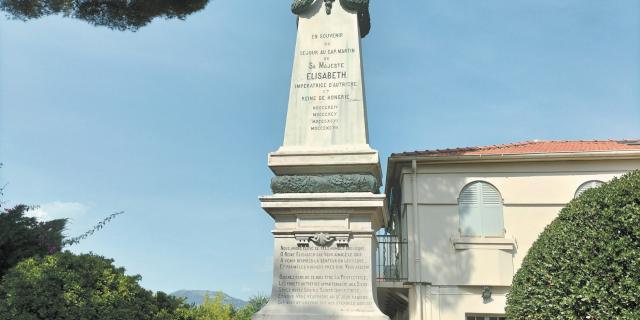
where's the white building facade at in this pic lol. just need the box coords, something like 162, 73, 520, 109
376, 140, 640, 320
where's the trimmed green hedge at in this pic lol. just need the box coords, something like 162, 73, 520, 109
506, 171, 640, 319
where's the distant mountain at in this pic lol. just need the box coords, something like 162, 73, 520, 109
170, 290, 247, 309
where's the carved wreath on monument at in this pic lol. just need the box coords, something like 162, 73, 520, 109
296, 233, 351, 247
290, 0, 371, 38
310, 233, 336, 246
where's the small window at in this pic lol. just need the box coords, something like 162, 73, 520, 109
575, 180, 604, 198
458, 181, 504, 237
466, 315, 507, 320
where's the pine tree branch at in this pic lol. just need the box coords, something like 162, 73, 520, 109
63, 211, 124, 246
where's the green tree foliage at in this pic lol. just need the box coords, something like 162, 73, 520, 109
0, 204, 123, 278
154, 291, 194, 320
177, 292, 268, 320
0, 205, 66, 277
0, 251, 191, 320
506, 171, 640, 319
185, 292, 235, 320
0, 0, 209, 31
234, 295, 268, 320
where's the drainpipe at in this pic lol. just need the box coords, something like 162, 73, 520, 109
412, 160, 424, 320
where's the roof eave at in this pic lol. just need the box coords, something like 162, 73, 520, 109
389, 150, 640, 163
384, 150, 640, 195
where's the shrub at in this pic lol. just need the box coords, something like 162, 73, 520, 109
185, 292, 234, 320
506, 171, 640, 319
235, 295, 268, 320
0, 251, 190, 320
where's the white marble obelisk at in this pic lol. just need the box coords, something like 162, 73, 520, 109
255, 1, 388, 319
268, 0, 380, 180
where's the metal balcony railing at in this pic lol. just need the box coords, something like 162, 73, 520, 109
376, 234, 408, 282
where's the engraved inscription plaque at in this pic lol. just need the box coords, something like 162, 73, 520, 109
275, 242, 374, 312
255, 234, 387, 319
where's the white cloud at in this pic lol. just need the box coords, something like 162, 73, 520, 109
27, 201, 89, 221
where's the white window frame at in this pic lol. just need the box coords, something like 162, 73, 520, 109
466, 314, 507, 320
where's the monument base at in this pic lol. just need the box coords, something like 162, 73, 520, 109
254, 193, 389, 320
253, 311, 388, 320
268, 145, 382, 183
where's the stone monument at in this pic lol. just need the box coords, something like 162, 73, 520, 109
254, 0, 388, 319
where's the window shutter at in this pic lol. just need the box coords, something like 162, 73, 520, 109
459, 205, 483, 236
459, 182, 504, 237
480, 183, 504, 237
482, 205, 504, 237
575, 180, 604, 198
459, 183, 482, 236
459, 182, 481, 205
480, 183, 502, 205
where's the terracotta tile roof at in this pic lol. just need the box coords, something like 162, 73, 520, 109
392, 140, 640, 158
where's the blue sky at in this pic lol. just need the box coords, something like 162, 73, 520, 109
1, 1, 638, 300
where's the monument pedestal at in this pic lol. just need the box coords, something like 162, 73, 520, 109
254, 193, 389, 320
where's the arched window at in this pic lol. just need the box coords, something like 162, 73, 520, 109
458, 181, 504, 237
575, 180, 604, 198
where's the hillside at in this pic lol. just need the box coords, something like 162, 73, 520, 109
170, 290, 247, 309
